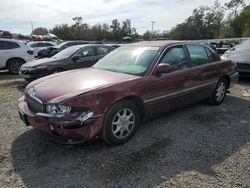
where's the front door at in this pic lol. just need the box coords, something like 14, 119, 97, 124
72, 47, 96, 69
146, 45, 195, 117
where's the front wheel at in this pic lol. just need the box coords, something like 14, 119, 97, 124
208, 78, 228, 105
101, 100, 140, 145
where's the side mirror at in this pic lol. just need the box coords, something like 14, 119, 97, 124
72, 55, 80, 62
154, 63, 172, 75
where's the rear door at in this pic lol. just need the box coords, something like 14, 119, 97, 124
185, 44, 221, 101
147, 45, 195, 117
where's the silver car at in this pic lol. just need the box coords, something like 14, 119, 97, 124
222, 40, 250, 76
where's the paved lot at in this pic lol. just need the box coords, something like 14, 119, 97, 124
0, 70, 250, 188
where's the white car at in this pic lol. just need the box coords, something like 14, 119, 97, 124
27, 41, 56, 57
0, 38, 35, 74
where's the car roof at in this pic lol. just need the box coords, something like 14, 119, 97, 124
0, 38, 26, 43
128, 40, 183, 47
128, 40, 209, 48
69, 44, 114, 48
28, 41, 55, 44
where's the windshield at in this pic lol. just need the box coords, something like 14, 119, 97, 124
52, 46, 80, 59
93, 46, 159, 75
235, 40, 250, 51
56, 42, 68, 49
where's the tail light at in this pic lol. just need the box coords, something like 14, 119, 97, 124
27, 50, 34, 55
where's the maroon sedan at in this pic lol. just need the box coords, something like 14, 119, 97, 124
18, 41, 239, 145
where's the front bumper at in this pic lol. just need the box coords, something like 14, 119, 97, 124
19, 67, 48, 81
237, 62, 250, 76
18, 97, 104, 143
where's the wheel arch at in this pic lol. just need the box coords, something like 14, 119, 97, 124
110, 95, 146, 121
222, 75, 230, 89
6, 57, 26, 67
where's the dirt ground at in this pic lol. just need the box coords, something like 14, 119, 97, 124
0, 70, 250, 188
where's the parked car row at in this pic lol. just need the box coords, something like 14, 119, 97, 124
18, 41, 239, 145
0, 30, 12, 39
0, 38, 121, 75
37, 41, 121, 59
19, 44, 114, 81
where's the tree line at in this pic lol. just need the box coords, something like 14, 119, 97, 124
31, 0, 250, 41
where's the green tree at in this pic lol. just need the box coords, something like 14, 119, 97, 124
225, 0, 246, 17
110, 19, 122, 41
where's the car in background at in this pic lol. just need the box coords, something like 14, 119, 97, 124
27, 41, 56, 57
0, 38, 34, 74
19, 44, 114, 81
18, 41, 238, 145
221, 40, 250, 77
104, 44, 122, 49
37, 41, 91, 58
0, 30, 12, 38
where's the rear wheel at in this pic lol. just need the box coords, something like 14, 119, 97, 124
7, 59, 24, 74
208, 78, 228, 105
101, 100, 140, 145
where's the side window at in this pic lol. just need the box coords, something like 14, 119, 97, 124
77, 47, 95, 58
97, 47, 110, 55
38, 43, 51, 47
43, 43, 53, 47
159, 45, 187, 71
187, 45, 209, 67
4, 41, 20, 49
30, 43, 39, 48
0, 41, 5, 50
205, 47, 216, 62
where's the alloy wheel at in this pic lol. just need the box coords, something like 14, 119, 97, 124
111, 108, 135, 139
215, 81, 226, 102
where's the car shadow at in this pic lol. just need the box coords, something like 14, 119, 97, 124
11, 95, 250, 188
0, 70, 22, 81
238, 77, 250, 86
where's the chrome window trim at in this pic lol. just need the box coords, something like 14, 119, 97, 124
148, 43, 187, 76
144, 81, 217, 103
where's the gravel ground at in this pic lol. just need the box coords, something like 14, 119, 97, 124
0, 70, 250, 188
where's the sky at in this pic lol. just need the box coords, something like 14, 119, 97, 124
0, 0, 249, 35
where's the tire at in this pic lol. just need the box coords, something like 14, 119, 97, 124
101, 100, 140, 145
7, 59, 25, 74
208, 78, 228, 105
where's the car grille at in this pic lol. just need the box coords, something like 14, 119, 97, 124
19, 67, 30, 74
237, 63, 250, 70
25, 93, 44, 113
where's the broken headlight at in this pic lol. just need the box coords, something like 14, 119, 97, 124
46, 104, 71, 115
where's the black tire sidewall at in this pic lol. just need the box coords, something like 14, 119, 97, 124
102, 100, 140, 145
7, 59, 24, 74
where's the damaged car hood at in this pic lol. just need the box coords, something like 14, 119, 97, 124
25, 68, 139, 103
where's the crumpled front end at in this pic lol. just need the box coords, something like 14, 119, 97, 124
18, 92, 104, 144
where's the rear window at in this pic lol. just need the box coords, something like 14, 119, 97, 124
186, 44, 209, 67
205, 47, 216, 62
0, 41, 20, 50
